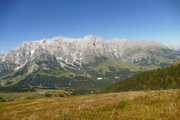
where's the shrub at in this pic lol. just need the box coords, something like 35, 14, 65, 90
69, 75, 73, 77
0, 98, 6, 102
45, 94, 52, 97
59, 93, 65, 97
108, 66, 116, 71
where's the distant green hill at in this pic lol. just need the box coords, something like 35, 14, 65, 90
82, 56, 160, 80
99, 61, 180, 93
1, 48, 180, 95
0, 56, 161, 95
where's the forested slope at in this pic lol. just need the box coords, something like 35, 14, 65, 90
99, 61, 180, 93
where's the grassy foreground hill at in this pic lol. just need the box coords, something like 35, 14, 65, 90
99, 61, 180, 93
0, 89, 180, 119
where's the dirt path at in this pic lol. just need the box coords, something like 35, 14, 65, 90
21, 90, 46, 100
39, 90, 45, 94
21, 92, 38, 100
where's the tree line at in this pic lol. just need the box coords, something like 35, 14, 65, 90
99, 62, 180, 93
0, 87, 36, 92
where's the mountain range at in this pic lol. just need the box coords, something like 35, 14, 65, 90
167, 45, 180, 52
0, 35, 180, 91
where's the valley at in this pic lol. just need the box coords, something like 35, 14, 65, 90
0, 56, 162, 94
0, 87, 71, 102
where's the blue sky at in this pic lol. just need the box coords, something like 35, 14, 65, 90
0, 0, 180, 54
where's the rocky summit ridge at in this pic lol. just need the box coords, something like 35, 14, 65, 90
0, 35, 168, 75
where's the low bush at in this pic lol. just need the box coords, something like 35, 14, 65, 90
45, 94, 52, 97
59, 94, 65, 97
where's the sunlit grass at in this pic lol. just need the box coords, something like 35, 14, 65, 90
1, 89, 180, 119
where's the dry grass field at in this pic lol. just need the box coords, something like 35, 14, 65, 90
0, 89, 71, 101
1, 89, 180, 120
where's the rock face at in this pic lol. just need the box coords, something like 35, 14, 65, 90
167, 45, 180, 52
31, 50, 58, 64
0, 35, 168, 74
25, 50, 60, 76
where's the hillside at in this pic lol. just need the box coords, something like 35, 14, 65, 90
0, 89, 180, 119
99, 61, 180, 93
0, 35, 180, 92
1, 54, 179, 94
83, 56, 160, 79
0, 54, 163, 93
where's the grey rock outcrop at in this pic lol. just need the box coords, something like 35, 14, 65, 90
32, 50, 58, 64
25, 50, 59, 76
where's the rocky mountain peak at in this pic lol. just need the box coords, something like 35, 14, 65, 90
0, 35, 170, 74
84, 35, 96, 39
